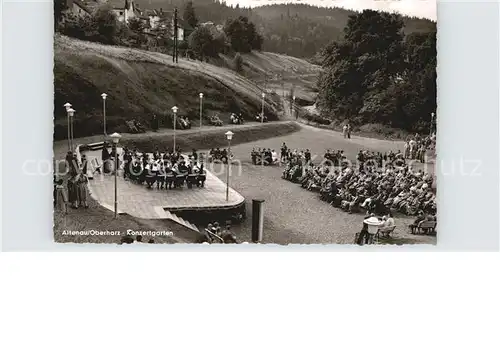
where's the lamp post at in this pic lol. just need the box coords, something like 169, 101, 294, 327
225, 130, 234, 202
261, 92, 266, 123
109, 132, 121, 218
64, 102, 72, 151
199, 93, 204, 130
292, 95, 296, 119
101, 93, 108, 136
171, 106, 178, 151
67, 108, 75, 152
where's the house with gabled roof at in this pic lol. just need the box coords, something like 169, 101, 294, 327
106, 0, 141, 23
62, 0, 188, 42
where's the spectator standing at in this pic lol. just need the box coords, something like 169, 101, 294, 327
76, 173, 89, 208
55, 178, 68, 214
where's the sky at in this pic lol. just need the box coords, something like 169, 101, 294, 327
225, 0, 437, 20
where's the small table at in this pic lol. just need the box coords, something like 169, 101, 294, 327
363, 217, 384, 244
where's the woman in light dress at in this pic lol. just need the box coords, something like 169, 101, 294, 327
271, 149, 278, 164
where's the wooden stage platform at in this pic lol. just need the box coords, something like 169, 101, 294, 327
79, 146, 246, 222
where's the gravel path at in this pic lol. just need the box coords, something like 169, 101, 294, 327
210, 125, 436, 245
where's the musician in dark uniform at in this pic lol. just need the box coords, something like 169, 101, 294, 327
165, 163, 175, 189
191, 149, 198, 162
265, 148, 272, 165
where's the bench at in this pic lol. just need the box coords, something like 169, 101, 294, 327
86, 142, 105, 151
416, 220, 436, 234
377, 225, 396, 236
371, 225, 396, 244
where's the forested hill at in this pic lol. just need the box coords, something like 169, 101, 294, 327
134, 1, 436, 59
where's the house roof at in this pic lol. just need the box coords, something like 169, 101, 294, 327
73, 0, 93, 14
106, 0, 128, 9
143, 9, 158, 16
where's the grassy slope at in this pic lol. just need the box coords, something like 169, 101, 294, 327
238, 51, 320, 102
54, 35, 286, 140
121, 121, 301, 151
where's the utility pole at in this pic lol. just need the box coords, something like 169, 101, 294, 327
173, 8, 178, 63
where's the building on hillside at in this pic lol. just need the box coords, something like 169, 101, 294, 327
107, 0, 140, 23
145, 9, 187, 41
176, 19, 188, 41
62, 0, 188, 42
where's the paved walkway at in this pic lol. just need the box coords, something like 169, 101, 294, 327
54, 121, 288, 155
83, 148, 245, 219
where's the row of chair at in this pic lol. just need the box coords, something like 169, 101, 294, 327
132, 172, 207, 189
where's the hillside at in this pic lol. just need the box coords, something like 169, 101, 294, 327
54, 34, 284, 140
133, 1, 436, 58
224, 50, 321, 102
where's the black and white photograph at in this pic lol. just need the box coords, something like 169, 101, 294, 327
52, 0, 437, 245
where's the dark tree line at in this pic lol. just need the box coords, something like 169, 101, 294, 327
317, 10, 436, 132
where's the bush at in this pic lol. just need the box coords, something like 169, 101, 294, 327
303, 112, 330, 125
58, 6, 129, 46
357, 123, 408, 139
233, 53, 244, 73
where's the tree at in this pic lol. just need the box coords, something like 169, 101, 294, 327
224, 16, 262, 53
126, 18, 147, 48
92, 6, 120, 45
233, 53, 244, 73
59, 12, 95, 40
188, 26, 215, 61
128, 17, 145, 33
318, 10, 405, 120
318, 9, 436, 132
247, 22, 263, 51
183, 1, 199, 29
54, 0, 67, 31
